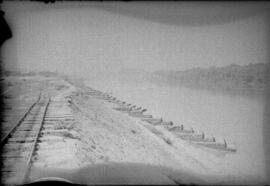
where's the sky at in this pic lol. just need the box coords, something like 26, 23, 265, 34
1, 1, 270, 78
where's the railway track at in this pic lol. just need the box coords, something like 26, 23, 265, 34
1, 93, 50, 185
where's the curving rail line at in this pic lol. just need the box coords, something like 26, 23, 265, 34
23, 97, 50, 183
1, 93, 41, 144
1, 93, 50, 185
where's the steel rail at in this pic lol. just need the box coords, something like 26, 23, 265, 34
22, 96, 51, 184
0, 92, 42, 145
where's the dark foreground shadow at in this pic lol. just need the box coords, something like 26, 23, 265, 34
27, 162, 207, 185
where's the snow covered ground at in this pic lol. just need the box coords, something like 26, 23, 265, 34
3, 75, 266, 185
83, 78, 267, 184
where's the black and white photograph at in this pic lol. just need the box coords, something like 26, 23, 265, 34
0, 1, 270, 185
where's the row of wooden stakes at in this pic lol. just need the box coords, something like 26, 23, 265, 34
86, 87, 236, 153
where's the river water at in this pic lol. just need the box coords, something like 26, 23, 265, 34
85, 78, 266, 183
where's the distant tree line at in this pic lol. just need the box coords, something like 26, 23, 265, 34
150, 63, 269, 90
